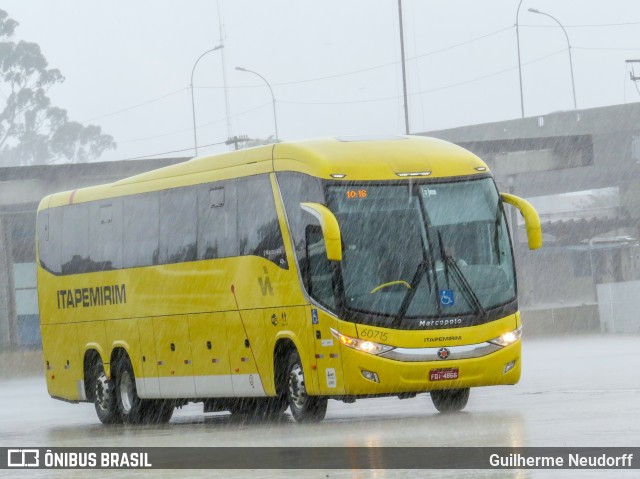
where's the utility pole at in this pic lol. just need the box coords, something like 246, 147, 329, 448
225, 135, 249, 150
217, 0, 233, 142
398, 0, 410, 135
515, 0, 525, 118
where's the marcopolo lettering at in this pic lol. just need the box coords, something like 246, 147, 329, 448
56, 284, 127, 309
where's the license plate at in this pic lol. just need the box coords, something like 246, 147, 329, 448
429, 368, 459, 381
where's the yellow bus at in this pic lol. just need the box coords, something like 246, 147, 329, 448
36, 136, 541, 424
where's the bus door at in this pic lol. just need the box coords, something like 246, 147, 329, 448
152, 316, 196, 398
305, 226, 345, 395
308, 306, 345, 395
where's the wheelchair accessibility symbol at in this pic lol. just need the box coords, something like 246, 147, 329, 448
440, 289, 455, 307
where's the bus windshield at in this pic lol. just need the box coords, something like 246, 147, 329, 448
322, 177, 516, 327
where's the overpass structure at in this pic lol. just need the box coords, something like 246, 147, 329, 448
422, 102, 640, 334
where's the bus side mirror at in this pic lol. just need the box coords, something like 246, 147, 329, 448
300, 202, 343, 261
500, 193, 542, 250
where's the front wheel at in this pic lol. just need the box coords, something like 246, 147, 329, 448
430, 388, 470, 413
286, 350, 327, 423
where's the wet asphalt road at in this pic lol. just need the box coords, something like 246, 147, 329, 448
1, 334, 639, 478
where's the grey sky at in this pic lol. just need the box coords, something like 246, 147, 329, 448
3, 0, 639, 161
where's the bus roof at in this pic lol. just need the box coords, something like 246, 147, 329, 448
40, 136, 489, 209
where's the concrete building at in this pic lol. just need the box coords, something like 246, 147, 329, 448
0, 158, 185, 349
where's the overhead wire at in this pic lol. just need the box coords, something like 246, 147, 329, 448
278, 48, 568, 106
116, 140, 228, 161
74, 18, 640, 124
80, 87, 188, 123
519, 20, 640, 28
118, 102, 271, 144
73, 17, 640, 160
195, 26, 514, 90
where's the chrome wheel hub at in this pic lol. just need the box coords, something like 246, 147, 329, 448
95, 372, 112, 413
119, 370, 134, 414
288, 363, 307, 409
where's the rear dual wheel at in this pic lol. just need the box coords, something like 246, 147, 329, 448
92, 357, 121, 425
114, 355, 173, 424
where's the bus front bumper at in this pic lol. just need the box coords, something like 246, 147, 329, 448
339, 340, 521, 395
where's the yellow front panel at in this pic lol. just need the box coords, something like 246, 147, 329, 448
352, 314, 519, 349
335, 314, 522, 396
339, 340, 521, 395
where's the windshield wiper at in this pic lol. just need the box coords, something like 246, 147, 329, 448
437, 231, 486, 317
392, 259, 431, 327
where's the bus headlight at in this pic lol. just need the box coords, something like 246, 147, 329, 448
489, 326, 522, 347
330, 328, 394, 355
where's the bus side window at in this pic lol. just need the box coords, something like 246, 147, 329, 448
37, 208, 62, 274
160, 188, 197, 264
238, 175, 287, 269
89, 200, 123, 271
198, 179, 238, 260
61, 204, 90, 274
123, 193, 160, 268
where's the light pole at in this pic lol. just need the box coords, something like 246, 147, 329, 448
190, 45, 223, 156
528, 8, 577, 110
515, 0, 526, 118
235, 67, 279, 141
398, 0, 410, 134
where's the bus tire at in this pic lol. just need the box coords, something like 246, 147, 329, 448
430, 388, 470, 413
142, 400, 174, 424
114, 355, 146, 424
91, 357, 121, 424
286, 350, 327, 423
263, 396, 288, 419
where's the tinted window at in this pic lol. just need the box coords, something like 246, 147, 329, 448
89, 200, 123, 271
123, 193, 159, 268
160, 188, 197, 263
198, 179, 238, 260
37, 207, 62, 274
238, 175, 287, 268
61, 204, 90, 274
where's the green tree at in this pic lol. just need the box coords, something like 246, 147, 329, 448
0, 9, 116, 166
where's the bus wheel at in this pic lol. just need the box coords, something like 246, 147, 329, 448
92, 358, 121, 424
263, 396, 288, 420
114, 355, 146, 424
286, 350, 327, 423
430, 388, 470, 413
142, 400, 174, 424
